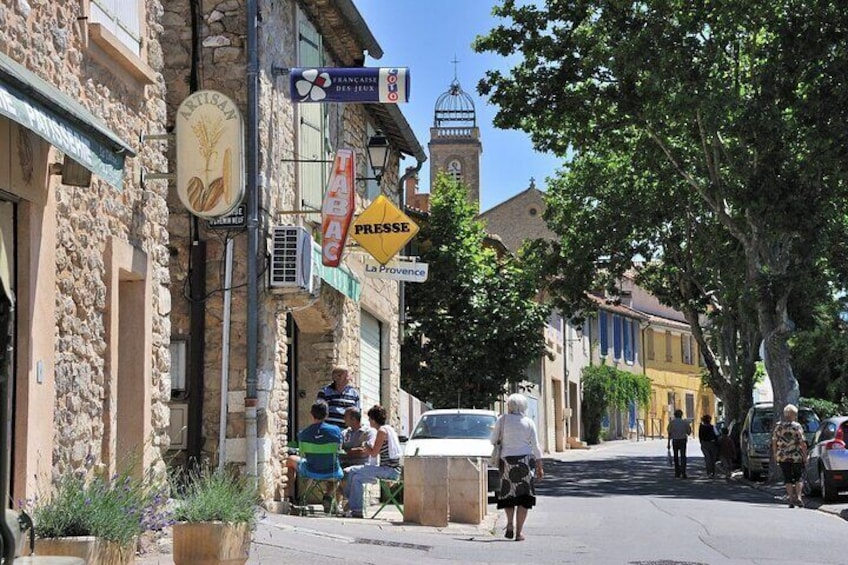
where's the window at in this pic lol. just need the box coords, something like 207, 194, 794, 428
297, 16, 330, 213
665, 331, 673, 362
90, 0, 141, 56
667, 392, 675, 414
623, 318, 633, 363
685, 393, 695, 420
612, 315, 622, 360
599, 311, 609, 357
646, 328, 655, 360
681, 335, 693, 365
447, 159, 462, 183
170, 339, 188, 396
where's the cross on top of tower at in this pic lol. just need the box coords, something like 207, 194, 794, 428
452, 55, 459, 81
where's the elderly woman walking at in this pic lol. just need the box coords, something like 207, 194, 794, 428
772, 403, 808, 508
490, 393, 544, 541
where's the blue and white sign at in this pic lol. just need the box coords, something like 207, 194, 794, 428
364, 258, 428, 283
290, 67, 410, 104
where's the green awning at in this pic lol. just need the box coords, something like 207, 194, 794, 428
311, 241, 361, 302
0, 51, 135, 190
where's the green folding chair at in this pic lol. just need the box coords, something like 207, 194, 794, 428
297, 441, 343, 516
370, 469, 403, 519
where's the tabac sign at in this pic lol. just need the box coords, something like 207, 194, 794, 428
351, 195, 419, 265
175, 90, 245, 218
321, 149, 356, 267
291, 67, 410, 104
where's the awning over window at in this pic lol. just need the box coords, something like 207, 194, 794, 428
0, 51, 135, 190
311, 240, 361, 302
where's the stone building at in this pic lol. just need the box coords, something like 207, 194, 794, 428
160, 0, 425, 502
0, 1, 171, 503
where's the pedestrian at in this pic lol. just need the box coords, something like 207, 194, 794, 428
667, 409, 692, 478
491, 393, 544, 542
317, 367, 360, 430
336, 407, 376, 511
772, 403, 808, 508
717, 428, 736, 480
343, 405, 402, 518
699, 414, 720, 478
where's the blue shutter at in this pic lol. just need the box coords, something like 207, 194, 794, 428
623, 317, 632, 362
599, 311, 608, 356
632, 321, 639, 362
613, 315, 622, 359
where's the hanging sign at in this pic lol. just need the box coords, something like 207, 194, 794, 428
290, 67, 410, 104
351, 195, 419, 265
321, 149, 356, 267
175, 90, 245, 218
364, 259, 429, 283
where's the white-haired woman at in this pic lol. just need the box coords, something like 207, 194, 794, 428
490, 393, 544, 541
772, 403, 808, 508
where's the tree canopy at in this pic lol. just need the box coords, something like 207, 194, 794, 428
475, 0, 848, 420
401, 173, 549, 408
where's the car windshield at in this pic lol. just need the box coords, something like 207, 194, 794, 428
411, 413, 497, 440
751, 412, 773, 434
751, 408, 820, 434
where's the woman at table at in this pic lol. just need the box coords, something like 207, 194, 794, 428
343, 404, 402, 518
491, 393, 544, 541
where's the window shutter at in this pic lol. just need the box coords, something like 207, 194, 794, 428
297, 19, 327, 212
90, 0, 142, 56
613, 315, 622, 360
599, 311, 608, 356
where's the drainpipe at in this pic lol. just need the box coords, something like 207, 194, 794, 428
218, 238, 234, 470
245, 0, 259, 484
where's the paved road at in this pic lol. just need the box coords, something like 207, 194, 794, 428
137, 439, 848, 564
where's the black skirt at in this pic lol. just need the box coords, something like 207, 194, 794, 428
497, 454, 537, 509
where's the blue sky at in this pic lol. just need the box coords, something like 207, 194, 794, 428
355, 0, 563, 212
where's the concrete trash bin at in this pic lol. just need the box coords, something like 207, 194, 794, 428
403, 456, 487, 526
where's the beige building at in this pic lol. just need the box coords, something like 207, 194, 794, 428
0, 1, 171, 503
160, 0, 425, 502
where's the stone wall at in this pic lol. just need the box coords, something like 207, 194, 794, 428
0, 0, 171, 497
479, 188, 555, 253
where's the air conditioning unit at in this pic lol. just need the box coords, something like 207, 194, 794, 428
269, 225, 317, 293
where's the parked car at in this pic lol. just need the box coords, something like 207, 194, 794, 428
740, 403, 820, 480
804, 416, 848, 502
403, 409, 499, 492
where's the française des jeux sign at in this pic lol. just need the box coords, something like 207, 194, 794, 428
351, 195, 419, 265
175, 90, 245, 218
290, 67, 410, 104
321, 149, 356, 267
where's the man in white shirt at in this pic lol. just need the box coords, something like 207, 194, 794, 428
667, 409, 692, 478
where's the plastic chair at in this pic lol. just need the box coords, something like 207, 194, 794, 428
370, 469, 403, 519
297, 441, 343, 515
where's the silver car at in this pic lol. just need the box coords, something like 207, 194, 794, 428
804, 416, 848, 502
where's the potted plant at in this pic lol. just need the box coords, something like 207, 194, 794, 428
27, 468, 170, 565
171, 466, 258, 565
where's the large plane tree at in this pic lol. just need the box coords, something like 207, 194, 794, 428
475, 0, 848, 422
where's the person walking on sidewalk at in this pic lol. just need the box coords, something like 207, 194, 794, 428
772, 403, 808, 508
667, 409, 692, 478
699, 414, 720, 478
491, 393, 544, 542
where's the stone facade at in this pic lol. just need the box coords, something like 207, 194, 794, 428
162, 0, 409, 502
0, 0, 171, 502
428, 127, 482, 209
478, 185, 555, 253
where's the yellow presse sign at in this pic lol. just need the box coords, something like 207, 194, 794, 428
351, 195, 419, 265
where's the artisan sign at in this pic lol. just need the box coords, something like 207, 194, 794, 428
291, 67, 410, 104
351, 195, 419, 265
364, 259, 429, 283
175, 90, 245, 218
321, 149, 356, 267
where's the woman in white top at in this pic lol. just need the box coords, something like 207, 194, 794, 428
343, 404, 402, 518
491, 393, 544, 541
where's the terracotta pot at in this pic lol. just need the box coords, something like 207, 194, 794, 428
32, 536, 134, 565
172, 522, 251, 565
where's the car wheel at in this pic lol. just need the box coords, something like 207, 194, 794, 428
821, 468, 838, 503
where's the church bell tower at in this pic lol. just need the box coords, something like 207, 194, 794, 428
429, 72, 482, 210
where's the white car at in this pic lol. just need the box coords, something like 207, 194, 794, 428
804, 416, 848, 502
403, 409, 499, 492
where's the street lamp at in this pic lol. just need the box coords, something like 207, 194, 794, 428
364, 131, 390, 183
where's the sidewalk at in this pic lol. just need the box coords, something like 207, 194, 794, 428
134, 499, 499, 564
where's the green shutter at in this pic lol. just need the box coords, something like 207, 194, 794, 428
297, 19, 328, 212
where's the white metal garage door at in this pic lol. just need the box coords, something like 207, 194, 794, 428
359, 311, 382, 414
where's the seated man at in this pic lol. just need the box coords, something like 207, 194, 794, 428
337, 407, 376, 509
285, 400, 343, 513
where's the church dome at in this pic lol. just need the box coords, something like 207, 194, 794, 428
434, 78, 476, 128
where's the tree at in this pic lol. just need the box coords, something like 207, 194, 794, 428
581, 364, 651, 445
402, 173, 549, 408
476, 0, 848, 425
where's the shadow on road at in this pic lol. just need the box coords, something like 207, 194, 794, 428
537, 455, 775, 504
